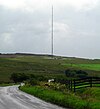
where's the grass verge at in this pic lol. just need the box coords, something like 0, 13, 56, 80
79, 87, 100, 109
20, 85, 90, 109
0, 83, 15, 87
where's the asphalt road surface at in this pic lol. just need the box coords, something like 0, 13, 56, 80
0, 86, 66, 109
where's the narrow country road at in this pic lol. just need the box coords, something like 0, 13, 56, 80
0, 85, 66, 109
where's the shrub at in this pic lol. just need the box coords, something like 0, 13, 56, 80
28, 79, 39, 86
65, 69, 88, 78
65, 69, 76, 78
10, 73, 29, 83
76, 70, 88, 78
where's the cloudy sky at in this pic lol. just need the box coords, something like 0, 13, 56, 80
0, 0, 100, 59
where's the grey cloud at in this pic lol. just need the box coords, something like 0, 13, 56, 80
0, 6, 51, 53
0, 2, 100, 58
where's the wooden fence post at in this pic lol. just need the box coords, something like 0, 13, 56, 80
90, 77, 92, 87
70, 80, 72, 91
68, 80, 70, 90
74, 80, 76, 92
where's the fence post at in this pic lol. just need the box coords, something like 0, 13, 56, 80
68, 80, 70, 90
90, 77, 92, 87
74, 80, 76, 92
70, 80, 72, 91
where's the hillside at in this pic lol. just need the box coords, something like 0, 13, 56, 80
0, 53, 100, 83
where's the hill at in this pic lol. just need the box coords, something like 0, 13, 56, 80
0, 53, 100, 83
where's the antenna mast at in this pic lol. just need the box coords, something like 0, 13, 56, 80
51, 5, 54, 56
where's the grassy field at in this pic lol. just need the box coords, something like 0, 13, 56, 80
0, 54, 100, 109
0, 55, 67, 82
63, 63, 100, 71
0, 54, 100, 82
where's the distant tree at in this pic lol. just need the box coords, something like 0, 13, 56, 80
76, 70, 88, 78
65, 69, 88, 78
28, 79, 38, 86
65, 69, 76, 77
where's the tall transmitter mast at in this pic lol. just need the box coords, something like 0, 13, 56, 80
51, 5, 54, 56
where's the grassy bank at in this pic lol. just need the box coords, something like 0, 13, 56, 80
0, 83, 15, 87
79, 88, 100, 109
20, 85, 91, 109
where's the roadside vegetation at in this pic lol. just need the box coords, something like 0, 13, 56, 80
0, 54, 100, 109
0, 83, 15, 87
20, 85, 89, 109
20, 82, 100, 109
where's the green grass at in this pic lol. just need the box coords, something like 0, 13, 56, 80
0, 83, 15, 86
81, 87, 100, 101
0, 54, 100, 109
0, 56, 66, 82
78, 88, 100, 109
20, 85, 100, 109
0, 54, 100, 82
20, 85, 89, 109
63, 63, 100, 71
